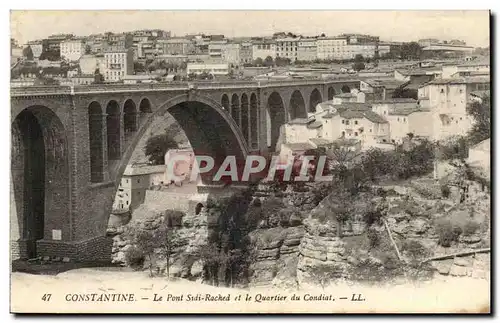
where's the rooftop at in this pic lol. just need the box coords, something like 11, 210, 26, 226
309, 138, 334, 147
123, 164, 166, 176
426, 76, 490, 85
371, 98, 418, 104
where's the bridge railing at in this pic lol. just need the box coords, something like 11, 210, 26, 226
11, 78, 361, 97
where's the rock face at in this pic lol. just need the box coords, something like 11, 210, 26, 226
248, 226, 304, 289
296, 200, 350, 288
110, 206, 208, 279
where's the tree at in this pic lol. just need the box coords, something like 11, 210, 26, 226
354, 54, 364, 62
144, 132, 179, 165
264, 56, 274, 67
467, 94, 490, 145
352, 61, 365, 71
134, 61, 146, 73
129, 224, 181, 277
400, 42, 422, 60
392, 87, 418, 100
93, 68, 104, 84
23, 46, 34, 60
253, 57, 263, 66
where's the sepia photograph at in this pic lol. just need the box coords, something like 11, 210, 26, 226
9, 9, 491, 314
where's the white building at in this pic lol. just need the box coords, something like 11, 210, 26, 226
275, 37, 300, 61
60, 39, 86, 62
186, 62, 229, 75
252, 40, 276, 61
316, 37, 348, 60
418, 77, 490, 141
102, 48, 134, 82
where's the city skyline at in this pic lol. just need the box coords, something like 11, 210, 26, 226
11, 10, 490, 47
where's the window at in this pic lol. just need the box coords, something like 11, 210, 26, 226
345, 120, 350, 125
440, 89, 445, 94
341, 120, 345, 124
137, 179, 140, 183
126, 201, 129, 205
126, 179, 129, 183
354, 132, 358, 136
354, 120, 358, 125
397, 118, 400, 121
403, 118, 406, 123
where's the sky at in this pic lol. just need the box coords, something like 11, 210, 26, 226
10, 10, 490, 47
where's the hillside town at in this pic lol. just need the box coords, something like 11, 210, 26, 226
11, 12, 491, 314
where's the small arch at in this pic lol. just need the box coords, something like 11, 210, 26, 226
231, 93, 240, 127
241, 93, 250, 146
221, 94, 230, 110
250, 93, 258, 150
328, 87, 336, 100
290, 90, 306, 119
123, 99, 137, 133
266, 92, 285, 150
341, 85, 351, 93
309, 88, 323, 113
106, 100, 121, 160
139, 97, 152, 113
195, 203, 204, 215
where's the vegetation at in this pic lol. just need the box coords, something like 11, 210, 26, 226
436, 219, 462, 247
440, 184, 451, 198
467, 94, 490, 145
143, 129, 179, 165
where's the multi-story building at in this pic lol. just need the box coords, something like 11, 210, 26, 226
46, 33, 74, 52
239, 42, 253, 64
132, 29, 170, 39
137, 40, 157, 59
275, 37, 300, 61
418, 76, 490, 140
112, 164, 167, 211
60, 39, 86, 61
297, 38, 317, 61
208, 39, 228, 59
102, 48, 134, 82
157, 38, 195, 55
222, 43, 241, 67
252, 39, 276, 61
86, 33, 109, 54
317, 36, 348, 60
108, 32, 134, 49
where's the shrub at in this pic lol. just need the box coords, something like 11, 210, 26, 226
436, 219, 462, 247
366, 228, 380, 249
125, 246, 145, 268
441, 184, 451, 198
463, 220, 480, 236
402, 240, 429, 259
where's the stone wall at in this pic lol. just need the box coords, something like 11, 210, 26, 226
35, 236, 113, 262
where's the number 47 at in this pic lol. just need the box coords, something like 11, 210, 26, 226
41, 294, 52, 302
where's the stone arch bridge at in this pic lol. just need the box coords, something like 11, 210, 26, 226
10, 79, 359, 261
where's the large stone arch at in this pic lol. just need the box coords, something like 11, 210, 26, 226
11, 106, 70, 259
290, 90, 307, 120
266, 92, 286, 151
309, 88, 323, 113
115, 92, 249, 187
